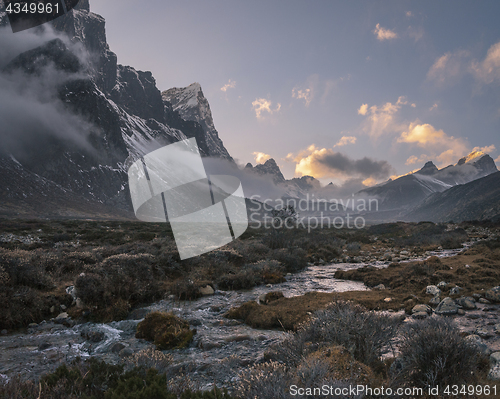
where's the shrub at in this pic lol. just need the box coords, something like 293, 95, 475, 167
75, 273, 105, 306
299, 300, 401, 367
391, 317, 483, 388
135, 312, 195, 350
125, 347, 173, 373
236, 361, 292, 399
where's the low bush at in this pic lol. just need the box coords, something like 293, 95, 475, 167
135, 311, 195, 350
391, 317, 483, 389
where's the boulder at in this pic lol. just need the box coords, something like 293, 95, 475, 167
476, 328, 493, 339
412, 304, 432, 314
429, 296, 441, 306
450, 286, 462, 295
412, 312, 428, 319
457, 297, 476, 310
435, 297, 458, 315
494, 324, 500, 335
199, 285, 214, 296
465, 334, 491, 356
485, 286, 500, 303
119, 347, 134, 358
110, 342, 126, 353
437, 281, 448, 289
373, 284, 386, 290
426, 285, 441, 296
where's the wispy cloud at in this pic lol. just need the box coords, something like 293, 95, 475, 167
292, 87, 313, 107
429, 103, 438, 111
252, 98, 281, 119
427, 51, 469, 85
220, 79, 236, 92
373, 23, 397, 41
359, 96, 408, 139
472, 145, 496, 154
471, 40, 500, 84
405, 154, 429, 165
252, 151, 271, 164
334, 136, 357, 147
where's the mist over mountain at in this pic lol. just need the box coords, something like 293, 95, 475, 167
0, 1, 233, 218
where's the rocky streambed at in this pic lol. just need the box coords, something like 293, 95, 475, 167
2, 245, 499, 389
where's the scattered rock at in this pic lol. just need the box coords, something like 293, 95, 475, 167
437, 281, 448, 289
412, 304, 432, 314
224, 334, 252, 343
373, 284, 386, 290
435, 297, 458, 315
456, 297, 477, 310
412, 312, 428, 319
457, 309, 465, 315
81, 330, 105, 343
450, 286, 462, 295
465, 334, 491, 356
38, 342, 51, 351
476, 328, 493, 339
488, 353, 500, 381
494, 324, 500, 334
60, 304, 67, 311
199, 340, 222, 350
199, 285, 214, 296
467, 314, 481, 320
50, 306, 55, 314
110, 343, 126, 353
55, 312, 69, 321
28, 323, 38, 328
383, 298, 393, 303
1, 329, 7, 335
480, 298, 492, 304
485, 287, 500, 303
119, 347, 134, 358
426, 285, 441, 296
429, 296, 441, 306
127, 308, 150, 320
75, 298, 85, 309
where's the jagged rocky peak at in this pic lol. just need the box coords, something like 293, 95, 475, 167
162, 83, 233, 160
457, 151, 497, 173
415, 160, 438, 175
252, 158, 285, 183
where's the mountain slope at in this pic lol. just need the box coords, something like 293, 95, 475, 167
0, 1, 232, 218
358, 153, 498, 211
405, 171, 500, 222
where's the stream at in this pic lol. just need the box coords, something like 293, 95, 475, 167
0, 246, 468, 389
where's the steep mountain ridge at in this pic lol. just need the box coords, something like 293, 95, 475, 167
0, 1, 232, 218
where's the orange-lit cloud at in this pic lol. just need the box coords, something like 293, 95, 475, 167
220, 79, 236, 92
427, 50, 469, 85
357, 104, 368, 115
334, 136, 357, 147
397, 122, 468, 166
292, 87, 312, 107
252, 152, 271, 164
429, 103, 438, 111
471, 41, 500, 83
373, 23, 397, 41
290, 145, 393, 181
252, 98, 281, 119
405, 154, 429, 165
359, 96, 407, 138
472, 145, 496, 154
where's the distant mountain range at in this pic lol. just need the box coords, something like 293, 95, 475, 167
358, 151, 498, 211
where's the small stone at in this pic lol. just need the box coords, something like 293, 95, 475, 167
437, 281, 448, 289
457, 309, 465, 315
426, 285, 441, 296
60, 304, 67, 311
38, 342, 51, 351
479, 298, 491, 304
110, 343, 126, 353
473, 293, 482, 300
457, 297, 477, 310
494, 324, 500, 334
490, 352, 500, 365
199, 285, 214, 296
55, 312, 69, 320
412, 304, 432, 314
429, 296, 441, 306
384, 298, 393, 303
50, 306, 55, 314
485, 286, 500, 303
435, 297, 458, 315
465, 334, 491, 356
450, 286, 462, 295
412, 311, 428, 319
467, 314, 482, 320
119, 348, 134, 358
488, 364, 500, 381
1, 329, 7, 335
373, 284, 386, 290
28, 323, 38, 328
476, 328, 494, 339
76, 298, 85, 308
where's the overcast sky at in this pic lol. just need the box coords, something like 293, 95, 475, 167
91, 0, 500, 186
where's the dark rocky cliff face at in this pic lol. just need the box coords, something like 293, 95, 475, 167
0, 2, 233, 219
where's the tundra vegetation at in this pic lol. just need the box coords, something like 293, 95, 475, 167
1, 218, 499, 397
